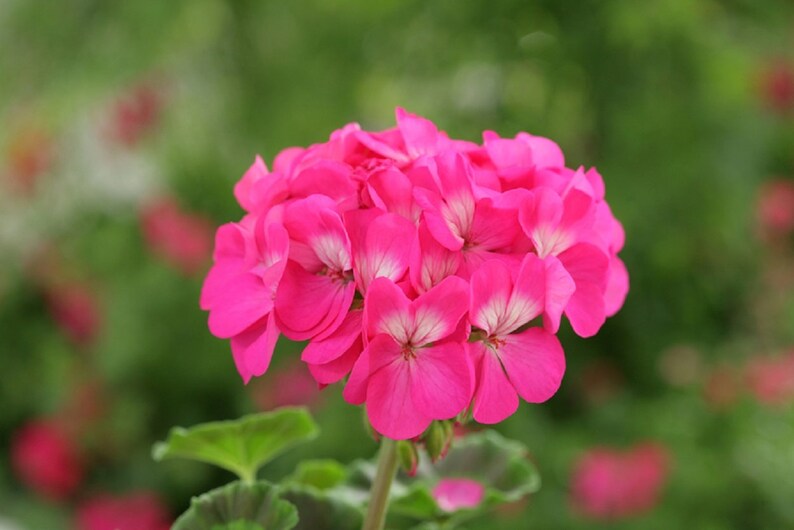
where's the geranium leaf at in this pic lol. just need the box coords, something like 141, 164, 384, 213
153, 407, 319, 482
172, 481, 297, 530
284, 459, 348, 491
280, 485, 363, 530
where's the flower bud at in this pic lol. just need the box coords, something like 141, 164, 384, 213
397, 440, 419, 476
424, 420, 454, 463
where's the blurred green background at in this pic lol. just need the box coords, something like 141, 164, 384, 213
2, 0, 794, 528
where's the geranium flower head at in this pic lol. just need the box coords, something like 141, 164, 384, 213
201, 108, 628, 439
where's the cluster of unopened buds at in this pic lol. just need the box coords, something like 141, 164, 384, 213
201, 108, 628, 440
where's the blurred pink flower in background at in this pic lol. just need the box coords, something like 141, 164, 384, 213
570, 443, 670, 520
10, 420, 83, 501
745, 350, 794, 406
107, 83, 163, 146
756, 180, 794, 243
74, 491, 171, 530
432, 478, 485, 512
251, 360, 323, 411
44, 282, 102, 348
140, 197, 214, 276
760, 61, 794, 113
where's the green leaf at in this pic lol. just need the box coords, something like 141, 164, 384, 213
153, 407, 319, 482
284, 459, 347, 491
211, 522, 266, 530
172, 481, 298, 530
280, 486, 363, 530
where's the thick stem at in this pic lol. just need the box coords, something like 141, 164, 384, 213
362, 437, 399, 530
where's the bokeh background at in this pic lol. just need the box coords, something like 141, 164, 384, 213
2, 0, 794, 528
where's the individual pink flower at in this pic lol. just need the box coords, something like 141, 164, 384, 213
413, 153, 521, 277
570, 443, 670, 520
432, 478, 485, 512
275, 195, 355, 341
518, 186, 610, 337
44, 281, 102, 348
468, 257, 565, 424
745, 350, 794, 406
140, 196, 214, 276
344, 276, 473, 439
75, 491, 171, 530
201, 218, 289, 382
10, 419, 83, 501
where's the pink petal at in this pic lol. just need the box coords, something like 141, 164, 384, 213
519, 188, 563, 236
275, 261, 355, 341
470, 342, 519, 424
469, 259, 514, 336
306, 334, 363, 385
500, 328, 565, 403
432, 478, 485, 512
365, 277, 412, 342
542, 256, 576, 333
207, 273, 272, 339
499, 253, 545, 335
346, 210, 414, 293
484, 135, 533, 168
201, 260, 244, 310
302, 310, 363, 364
255, 221, 290, 272
412, 275, 470, 345
367, 166, 420, 222
273, 146, 305, 175
409, 221, 462, 294
467, 199, 520, 251
212, 222, 247, 261
355, 130, 410, 165
519, 133, 565, 168
604, 256, 629, 317
560, 189, 596, 238
396, 107, 439, 159
417, 195, 465, 251
283, 196, 351, 272
290, 160, 356, 203
411, 341, 473, 420
558, 243, 608, 337
367, 345, 433, 440
230, 312, 280, 383
342, 346, 371, 405
234, 156, 268, 212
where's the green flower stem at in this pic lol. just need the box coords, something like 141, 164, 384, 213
362, 437, 399, 530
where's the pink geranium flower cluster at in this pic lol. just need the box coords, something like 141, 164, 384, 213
201, 108, 628, 439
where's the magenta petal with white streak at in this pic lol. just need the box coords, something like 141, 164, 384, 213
501, 328, 565, 403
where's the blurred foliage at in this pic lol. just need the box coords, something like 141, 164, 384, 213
1, 0, 794, 528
